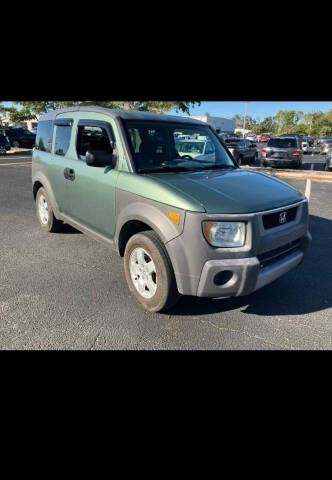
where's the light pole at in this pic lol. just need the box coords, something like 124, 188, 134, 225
242, 101, 248, 138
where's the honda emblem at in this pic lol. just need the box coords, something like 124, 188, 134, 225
279, 211, 287, 224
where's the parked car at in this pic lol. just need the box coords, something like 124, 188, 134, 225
32, 107, 311, 312
224, 138, 257, 165
325, 148, 332, 171
316, 136, 332, 147
301, 139, 310, 154
246, 133, 258, 143
0, 132, 11, 153
320, 139, 332, 154
278, 133, 303, 142
261, 136, 303, 168
257, 134, 270, 142
175, 138, 216, 162
218, 132, 233, 142
4, 127, 36, 148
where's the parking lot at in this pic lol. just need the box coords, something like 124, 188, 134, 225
1, 148, 332, 350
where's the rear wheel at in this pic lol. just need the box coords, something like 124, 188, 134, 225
35, 187, 63, 233
124, 230, 180, 312
12, 140, 20, 148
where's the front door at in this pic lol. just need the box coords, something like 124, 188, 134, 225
62, 120, 119, 239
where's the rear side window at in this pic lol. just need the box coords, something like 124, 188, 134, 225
267, 138, 296, 148
54, 125, 72, 156
35, 121, 53, 152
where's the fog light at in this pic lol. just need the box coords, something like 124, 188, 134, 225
214, 271, 233, 286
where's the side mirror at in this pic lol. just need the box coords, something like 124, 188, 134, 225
86, 149, 116, 168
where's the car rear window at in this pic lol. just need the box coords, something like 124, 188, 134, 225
225, 139, 243, 145
267, 138, 297, 148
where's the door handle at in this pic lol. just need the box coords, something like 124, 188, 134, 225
64, 167, 75, 181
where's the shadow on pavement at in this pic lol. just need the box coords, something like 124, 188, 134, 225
169, 214, 332, 318
60, 224, 82, 234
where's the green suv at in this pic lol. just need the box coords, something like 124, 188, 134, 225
32, 107, 312, 312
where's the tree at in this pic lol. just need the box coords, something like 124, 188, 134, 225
0, 101, 200, 124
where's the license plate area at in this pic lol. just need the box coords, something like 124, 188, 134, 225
272, 151, 288, 158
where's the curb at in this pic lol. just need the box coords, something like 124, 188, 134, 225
244, 166, 332, 182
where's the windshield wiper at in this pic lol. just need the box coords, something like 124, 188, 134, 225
137, 165, 196, 174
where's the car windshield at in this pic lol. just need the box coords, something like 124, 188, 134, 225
267, 138, 297, 148
122, 120, 236, 172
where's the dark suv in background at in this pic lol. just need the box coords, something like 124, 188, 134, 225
4, 127, 36, 148
224, 137, 257, 165
261, 136, 303, 168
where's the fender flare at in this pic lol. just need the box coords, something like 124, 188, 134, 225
114, 198, 185, 252
32, 171, 61, 219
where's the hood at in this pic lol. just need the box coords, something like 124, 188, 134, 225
145, 168, 304, 214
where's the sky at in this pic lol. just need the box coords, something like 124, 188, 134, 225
168, 101, 332, 119
3, 101, 332, 120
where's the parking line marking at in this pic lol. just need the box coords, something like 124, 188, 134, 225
305, 179, 311, 200
0, 162, 32, 166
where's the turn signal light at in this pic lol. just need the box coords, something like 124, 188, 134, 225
168, 211, 180, 225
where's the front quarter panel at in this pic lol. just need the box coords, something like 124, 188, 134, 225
115, 188, 186, 248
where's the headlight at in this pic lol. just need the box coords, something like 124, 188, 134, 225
202, 221, 246, 247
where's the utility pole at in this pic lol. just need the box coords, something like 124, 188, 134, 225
242, 101, 248, 138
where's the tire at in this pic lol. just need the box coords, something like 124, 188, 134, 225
238, 156, 242, 166
124, 230, 181, 312
35, 187, 63, 233
12, 140, 20, 148
260, 159, 266, 167
251, 152, 258, 164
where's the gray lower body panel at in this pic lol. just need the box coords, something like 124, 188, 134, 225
167, 231, 311, 298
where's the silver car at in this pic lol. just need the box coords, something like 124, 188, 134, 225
261, 136, 303, 168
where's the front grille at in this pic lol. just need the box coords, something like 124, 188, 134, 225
258, 239, 302, 269
262, 206, 297, 229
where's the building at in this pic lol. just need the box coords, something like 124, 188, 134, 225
186, 113, 235, 134
0, 113, 38, 130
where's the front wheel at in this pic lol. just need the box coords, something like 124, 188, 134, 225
12, 140, 20, 148
124, 230, 180, 312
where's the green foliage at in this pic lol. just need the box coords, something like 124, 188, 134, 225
0, 100, 200, 124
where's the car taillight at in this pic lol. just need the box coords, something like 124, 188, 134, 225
261, 148, 266, 155
293, 150, 300, 155
322, 144, 327, 149
229, 148, 235, 155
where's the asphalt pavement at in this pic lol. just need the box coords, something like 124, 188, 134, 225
1, 149, 332, 350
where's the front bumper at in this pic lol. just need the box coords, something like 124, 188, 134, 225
196, 233, 311, 297
165, 199, 311, 298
